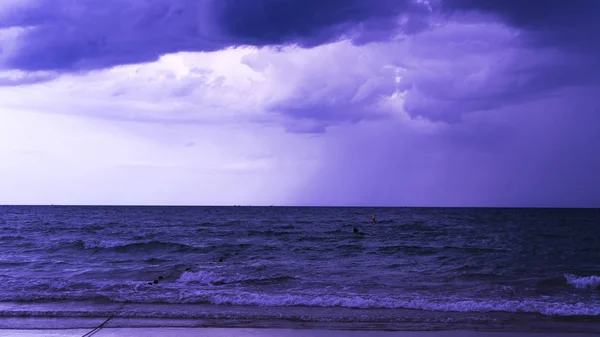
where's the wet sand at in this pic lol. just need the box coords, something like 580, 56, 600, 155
2, 328, 599, 337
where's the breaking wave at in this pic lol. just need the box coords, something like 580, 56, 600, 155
0, 290, 598, 316
565, 273, 600, 289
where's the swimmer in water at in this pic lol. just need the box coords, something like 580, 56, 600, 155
372, 213, 376, 223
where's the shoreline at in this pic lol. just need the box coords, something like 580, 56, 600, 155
1, 327, 600, 337
0, 302, 599, 334
0, 316, 599, 335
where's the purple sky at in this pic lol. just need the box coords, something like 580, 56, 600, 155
1, 0, 599, 207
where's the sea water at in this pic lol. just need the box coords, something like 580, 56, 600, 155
0, 206, 598, 332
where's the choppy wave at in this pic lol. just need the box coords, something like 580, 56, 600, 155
0, 275, 598, 317
2, 205, 600, 327
49, 239, 207, 253
0, 272, 598, 316
177, 270, 296, 286
193, 292, 600, 316
0, 290, 599, 317
565, 273, 600, 289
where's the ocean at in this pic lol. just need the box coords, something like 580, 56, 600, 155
0, 206, 599, 333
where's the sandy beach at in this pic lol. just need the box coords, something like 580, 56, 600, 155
2, 328, 600, 337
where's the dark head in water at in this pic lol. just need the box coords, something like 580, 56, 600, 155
353, 228, 359, 233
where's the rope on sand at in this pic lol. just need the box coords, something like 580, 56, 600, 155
80, 268, 190, 336
81, 303, 125, 337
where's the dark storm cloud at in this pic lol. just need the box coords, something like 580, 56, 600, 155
397, 0, 600, 123
444, 0, 600, 32
442, 0, 600, 54
0, 0, 430, 72
0, 0, 227, 71
213, 0, 430, 46
2, 0, 598, 72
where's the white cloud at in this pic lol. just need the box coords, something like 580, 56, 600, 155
0, 37, 440, 131
0, 47, 271, 124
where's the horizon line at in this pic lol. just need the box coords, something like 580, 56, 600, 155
0, 204, 598, 209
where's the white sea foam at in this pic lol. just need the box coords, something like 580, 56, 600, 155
1, 280, 599, 316
565, 273, 600, 289
76, 239, 201, 250
189, 292, 600, 316
178, 270, 243, 285
82, 239, 144, 249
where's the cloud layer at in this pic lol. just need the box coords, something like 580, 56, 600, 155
0, 0, 431, 72
1, 0, 600, 206
2, 0, 599, 125
2, 0, 599, 71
